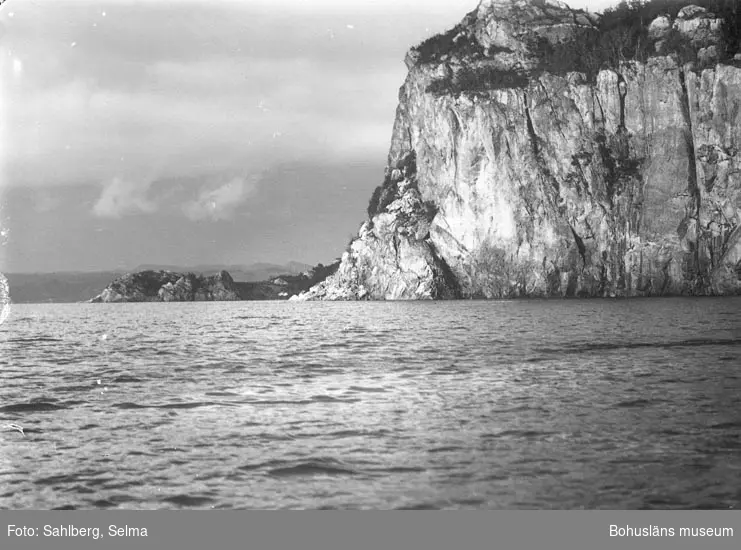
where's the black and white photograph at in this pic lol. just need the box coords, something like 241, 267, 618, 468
0, 0, 740, 512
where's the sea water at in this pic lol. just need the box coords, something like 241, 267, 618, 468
0, 298, 739, 509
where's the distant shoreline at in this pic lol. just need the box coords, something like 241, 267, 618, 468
7, 294, 740, 305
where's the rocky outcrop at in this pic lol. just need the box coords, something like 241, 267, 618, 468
295, 158, 459, 300
90, 270, 241, 302
0, 272, 10, 326
652, 4, 726, 64
296, 1, 741, 300
236, 263, 340, 300
89, 263, 341, 303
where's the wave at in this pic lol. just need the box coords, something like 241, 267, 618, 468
614, 399, 655, 408
609, 457, 667, 465
157, 402, 216, 409
0, 402, 66, 412
237, 458, 290, 472
255, 432, 298, 441
35, 470, 112, 487
481, 429, 559, 439
427, 445, 463, 453
489, 405, 544, 413
451, 497, 488, 506
111, 401, 234, 410
395, 502, 442, 510
7, 336, 64, 344
126, 450, 156, 457
53, 384, 99, 393
267, 459, 358, 478
367, 465, 427, 473
112, 375, 143, 383
708, 421, 741, 430
310, 395, 360, 403
538, 338, 741, 355
327, 429, 390, 439
241, 397, 360, 406
242, 399, 313, 406
347, 386, 387, 393
161, 494, 215, 507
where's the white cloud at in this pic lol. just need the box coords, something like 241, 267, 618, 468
182, 176, 257, 222
3, 56, 399, 189
1, 1, 463, 190
92, 177, 157, 218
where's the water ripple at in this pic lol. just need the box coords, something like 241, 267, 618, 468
0, 298, 739, 509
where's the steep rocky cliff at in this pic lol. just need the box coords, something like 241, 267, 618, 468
90, 270, 241, 302
296, 0, 741, 300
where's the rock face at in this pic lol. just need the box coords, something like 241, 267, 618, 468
296, 1, 741, 300
654, 5, 726, 64
296, 168, 459, 301
90, 270, 241, 302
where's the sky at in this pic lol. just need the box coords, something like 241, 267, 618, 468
0, 0, 618, 273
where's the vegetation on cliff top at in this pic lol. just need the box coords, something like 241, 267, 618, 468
426, 66, 530, 96
420, 0, 741, 95
415, 21, 486, 65
538, 0, 740, 80
600, 0, 739, 58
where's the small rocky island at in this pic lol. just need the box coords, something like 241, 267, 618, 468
89, 263, 339, 303
90, 270, 240, 302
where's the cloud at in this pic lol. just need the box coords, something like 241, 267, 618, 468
1, 1, 453, 190
92, 177, 157, 218
33, 190, 60, 213
3, 55, 399, 188
92, 173, 258, 221
181, 176, 257, 222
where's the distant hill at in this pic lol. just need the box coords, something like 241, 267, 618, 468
4, 262, 314, 303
